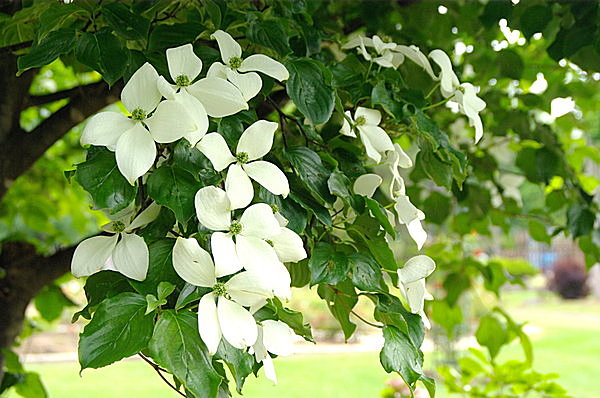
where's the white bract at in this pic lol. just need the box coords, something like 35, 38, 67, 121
394, 194, 427, 250
374, 143, 412, 199
429, 49, 460, 98
397, 255, 436, 328
251, 320, 296, 384
197, 120, 289, 210
342, 35, 403, 69
394, 45, 437, 79
81, 63, 198, 184
340, 107, 394, 163
71, 203, 160, 281
194, 186, 292, 299
209, 30, 289, 101
157, 43, 249, 119
453, 83, 486, 143
172, 237, 273, 355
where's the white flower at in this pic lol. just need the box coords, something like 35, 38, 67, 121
81, 63, 200, 184
397, 255, 436, 329
71, 203, 161, 281
251, 320, 296, 384
393, 194, 427, 250
342, 35, 403, 69
172, 237, 273, 354
197, 120, 289, 210
269, 227, 307, 264
374, 143, 412, 200
340, 107, 394, 163
453, 83, 486, 143
209, 30, 289, 101
194, 186, 292, 299
429, 49, 460, 98
157, 43, 249, 119
394, 45, 437, 79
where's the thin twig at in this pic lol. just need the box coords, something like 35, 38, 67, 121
138, 353, 185, 397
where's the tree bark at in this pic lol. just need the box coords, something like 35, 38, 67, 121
0, 242, 77, 379
0, 50, 122, 380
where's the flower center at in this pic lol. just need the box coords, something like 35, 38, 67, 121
270, 204, 279, 213
236, 152, 249, 164
131, 108, 146, 121
229, 221, 242, 235
212, 282, 227, 297
355, 116, 366, 126
229, 56, 242, 70
175, 74, 190, 87
112, 221, 126, 233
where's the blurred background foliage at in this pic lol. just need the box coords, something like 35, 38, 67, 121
0, 0, 599, 397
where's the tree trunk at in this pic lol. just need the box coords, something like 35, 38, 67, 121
0, 243, 75, 379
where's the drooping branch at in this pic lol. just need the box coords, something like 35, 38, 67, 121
0, 80, 123, 200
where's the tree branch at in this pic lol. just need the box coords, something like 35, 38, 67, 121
23, 82, 105, 108
0, 80, 123, 200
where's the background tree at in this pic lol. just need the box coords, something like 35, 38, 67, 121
0, 0, 598, 396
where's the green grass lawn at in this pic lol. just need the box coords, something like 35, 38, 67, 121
24, 352, 392, 398
13, 290, 600, 398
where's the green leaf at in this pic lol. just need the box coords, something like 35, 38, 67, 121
372, 294, 424, 348
75, 29, 129, 85
247, 18, 292, 57
148, 22, 203, 51
147, 165, 201, 224
37, 4, 87, 41
497, 49, 525, 80
285, 146, 334, 203
101, 2, 150, 41
18, 28, 76, 72
380, 325, 423, 386
415, 147, 453, 190
267, 297, 314, 342
258, 187, 308, 234
372, 81, 403, 119
518, 5, 553, 39
75, 147, 136, 213
72, 271, 133, 321
149, 310, 222, 398
288, 185, 332, 226
567, 204, 595, 238
173, 139, 219, 184
145, 294, 165, 315
215, 340, 254, 393
347, 215, 396, 273
78, 292, 155, 370
475, 314, 507, 359
317, 279, 357, 341
14, 372, 47, 398
308, 243, 350, 285
138, 207, 176, 243
348, 252, 387, 293
528, 219, 551, 244
420, 375, 436, 398
285, 58, 334, 125
157, 281, 176, 300
130, 239, 183, 296
34, 284, 76, 322
365, 197, 395, 238
430, 300, 463, 339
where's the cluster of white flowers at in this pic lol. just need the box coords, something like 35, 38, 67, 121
337, 114, 436, 326
343, 35, 486, 143
338, 35, 485, 328
72, 30, 300, 383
